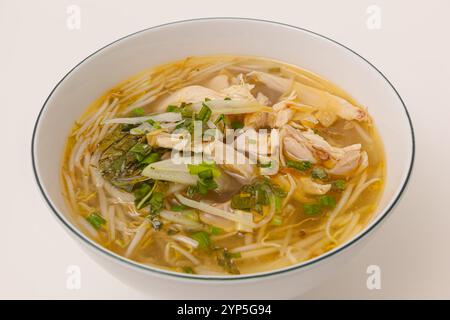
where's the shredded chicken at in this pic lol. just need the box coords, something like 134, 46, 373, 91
248, 71, 367, 126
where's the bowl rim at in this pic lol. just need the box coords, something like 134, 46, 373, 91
31, 17, 415, 282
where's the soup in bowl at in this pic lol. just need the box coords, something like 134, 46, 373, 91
32, 18, 414, 299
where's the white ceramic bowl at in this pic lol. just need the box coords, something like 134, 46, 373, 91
32, 18, 414, 299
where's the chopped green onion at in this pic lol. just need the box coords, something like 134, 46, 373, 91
257, 161, 272, 168
332, 179, 346, 191
188, 162, 220, 178
303, 204, 322, 216
86, 212, 106, 230
318, 195, 336, 208
166, 105, 178, 112
197, 103, 212, 122
286, 160, 312, 171
131, 107, 145, 116
214, 113, 225, 125
270, 215, 283, 226
198, 169, 213, 180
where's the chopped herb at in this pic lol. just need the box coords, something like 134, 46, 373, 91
131, 107, 145, 116
148, 191, 164, 215
186, 185, 197, 198
303, 195, 336, 216
217, 249, 240, 274
196, 103, 212, 123
311, 167, 328, 180
257, 161, 272, 168
166, 105, 178, 112
286, 160, 312, 171
133, 182, 154, 210
332, 179, 346, 191
140, 152, 160, 165
196, 177, 218, 195
231, 178, 286, 213
133, 181, 165, 213
167, 103, 193, 118
224, 97, 231, 101
86, 212, 106, 230
171, 204, 188, 212
187, 162, 220, 195
270, 215, 283, 226
318, 195, 336, 208
129, 142, 151, 162
191, 231, 211, 249
303, 203, 322, 216
209, 226, 223, 235
214, 113, 225, 125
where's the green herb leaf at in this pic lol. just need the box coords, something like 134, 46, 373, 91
148, 191, 164, 215
286, 160, 312, 171
140, 152, 160, 165
191, 231, 211, 249
217, 249, 240, 274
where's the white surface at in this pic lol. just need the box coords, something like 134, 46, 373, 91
1, 0, 449, 299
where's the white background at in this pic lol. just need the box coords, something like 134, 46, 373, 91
1, 0, 449, 299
